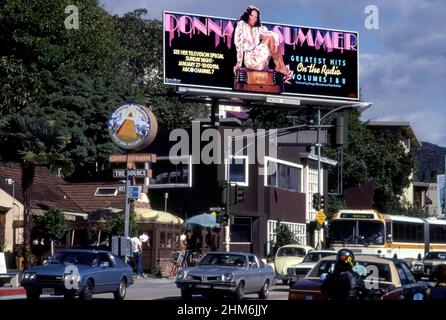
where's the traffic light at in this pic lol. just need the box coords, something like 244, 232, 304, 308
236, 185, 245, 204
312, 193, 320, 211
219, 181, 228, 206
320, 194, 326, 210
217, 211, 230, 226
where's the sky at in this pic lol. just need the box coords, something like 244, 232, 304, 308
101, 0, 446, 147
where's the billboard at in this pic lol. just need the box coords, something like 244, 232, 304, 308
164, 11, 359, 100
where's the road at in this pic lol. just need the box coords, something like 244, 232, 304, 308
0, 277, 291, 301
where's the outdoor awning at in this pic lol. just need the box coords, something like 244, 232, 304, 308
134, 208, 184, 224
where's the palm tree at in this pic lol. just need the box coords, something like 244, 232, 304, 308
0, 114, 73, 269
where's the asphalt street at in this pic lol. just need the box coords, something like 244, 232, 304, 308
0, 277, 291, 301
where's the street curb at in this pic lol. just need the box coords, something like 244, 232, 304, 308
0, 288, 26, 297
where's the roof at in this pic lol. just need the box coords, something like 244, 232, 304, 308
59, 183, 126, 213
0, 164, 84, 214
366, 121, 422, 148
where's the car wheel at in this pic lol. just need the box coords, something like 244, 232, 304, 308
26, 288, 40, 301
79, 279, 94, 301
113, 279, 127, 300
258, 280, 270, 299
234, 281, 245, 301
181, 289, 192, 300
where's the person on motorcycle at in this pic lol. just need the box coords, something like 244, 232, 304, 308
428, 264, 446, 300
321, 249, 367, 300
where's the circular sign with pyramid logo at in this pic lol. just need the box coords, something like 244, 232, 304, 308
108, 104, 158, 150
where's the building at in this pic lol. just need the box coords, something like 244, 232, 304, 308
144, 119, 336, 257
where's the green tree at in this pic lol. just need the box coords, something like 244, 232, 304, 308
273, 219, 297, 254
106, 212, 138, 237
35, 208, 67, 241
325, 111, 415, 213
0, 115, 73, 269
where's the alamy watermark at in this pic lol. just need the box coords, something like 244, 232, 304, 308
64, 5, 79, 30
364, 5, 379, 30
168, 122, 278, 176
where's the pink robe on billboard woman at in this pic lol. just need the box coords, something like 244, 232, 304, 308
234, 20, 280, 71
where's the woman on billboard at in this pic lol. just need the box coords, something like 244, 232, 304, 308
233, 5, 293, 83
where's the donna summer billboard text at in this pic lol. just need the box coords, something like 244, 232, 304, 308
164, 12, 359, 100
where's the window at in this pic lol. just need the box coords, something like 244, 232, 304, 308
248, 255, 259, 268
393, 221, 424, 243
148, 155, 192, 188
228, 156, 248, 186
94, 187, 118, 197
265, 157, 302, 192
429, 224, 446, 243
230, 217, 252, 243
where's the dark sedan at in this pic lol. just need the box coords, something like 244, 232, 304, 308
289, 255, 429, 300
21, 249, 134, 301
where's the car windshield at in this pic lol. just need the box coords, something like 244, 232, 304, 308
198, 254, 247, 267
425, 252, 446, 260
310, 259, 392, 282
302, 252, 336, 263
330, 220, 385, 245
277, 247, 306, 257
49, 251, 98, 266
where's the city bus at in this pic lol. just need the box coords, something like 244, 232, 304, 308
328, 209, 446, 259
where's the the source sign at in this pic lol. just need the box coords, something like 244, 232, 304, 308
113, 169, 148, 178
164, 11, 358, 100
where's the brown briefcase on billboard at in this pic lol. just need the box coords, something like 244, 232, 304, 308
234, 68, 283, 94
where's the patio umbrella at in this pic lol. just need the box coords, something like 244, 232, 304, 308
134, 207, 184, 224
185, 213, 216, 228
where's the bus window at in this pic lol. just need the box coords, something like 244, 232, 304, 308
357, 221, 384, 245
329, 220, 356, 244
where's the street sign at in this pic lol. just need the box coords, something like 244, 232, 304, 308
113, 169, 127, 178
127, 169, 148, 177
109, 154, 156, 163
113, 169, 149, 178
316, 209, 327, 225
109, 155, 128, 163
128, 186, 142, 199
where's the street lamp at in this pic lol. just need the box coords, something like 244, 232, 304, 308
315, 102, 372, 248
164, 192, 169, 212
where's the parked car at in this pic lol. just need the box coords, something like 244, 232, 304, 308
411, 251, 446, 280
274, 244, 314, 284
175, 252, 274, 300
21, 249, 134, 301
287, 250, 336, 286
289, 255, 429, 300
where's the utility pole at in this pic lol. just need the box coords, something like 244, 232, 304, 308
225, 136, 231, 252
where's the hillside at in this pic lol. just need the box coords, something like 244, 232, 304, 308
413, 141, 446, 182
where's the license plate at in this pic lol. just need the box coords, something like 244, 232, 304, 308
304, 295, 313, 300
195, 284, 210, 289
42, 288, 55, 295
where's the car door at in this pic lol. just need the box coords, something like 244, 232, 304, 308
245, 255, 261, 293
399, 262, 426, 300
95, 253, 117, 293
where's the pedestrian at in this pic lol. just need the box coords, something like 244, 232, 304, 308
130, 233, 146, 278
321, 249, 367, 300
428, 264, 446, 300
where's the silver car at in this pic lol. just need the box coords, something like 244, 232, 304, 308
175, 252, 274, 300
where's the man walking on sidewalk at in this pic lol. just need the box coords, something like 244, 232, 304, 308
131, 234, 146, 278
